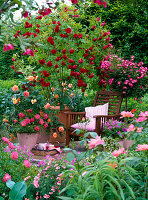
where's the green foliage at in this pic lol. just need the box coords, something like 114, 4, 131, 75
0, 143, 38, 199
103, 136, 120, 152
9, 181, 27, 200
121, 93, 148, 112
71, 92, 93, 112
84, 0, 148, 65
0, 45, 19, 80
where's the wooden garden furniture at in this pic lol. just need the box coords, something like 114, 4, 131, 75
64, 90, 123, 146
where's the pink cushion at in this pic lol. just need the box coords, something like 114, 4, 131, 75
71, 121, 95, 132
70, 103, 109, 132
85, 103, 109, 123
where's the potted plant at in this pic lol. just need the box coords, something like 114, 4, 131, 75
5, 83, 63, 149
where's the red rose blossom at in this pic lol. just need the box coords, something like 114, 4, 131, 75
51, 49, 56, 54
39, 59, 45, 65
47, 61, 53, 67
65, 28, 72, 33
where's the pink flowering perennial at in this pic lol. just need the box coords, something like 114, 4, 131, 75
88, 136, 104, 149
135, 144, 148, 151
112, 148, 126, 157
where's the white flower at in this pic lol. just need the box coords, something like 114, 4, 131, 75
31, 99, 37, 104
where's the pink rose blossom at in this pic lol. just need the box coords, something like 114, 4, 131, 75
2, 137, 10, 144
27, 109, 32, 113
30, 118, 35, 122
14, 119, 18, 123
24, 160, 31, 168
44, 123, 48, 128
3, 173, 11, 182
44, 103, 50, 109
3, 44, 14, 51
35, 114, 40, 120
135, 144, 148, 151
112, 148, 126, 157
21, 121, 26, 127
44, 114, 48, 120
9, 142, 15, 149
43, 194, 50, 198
19, 113, 25, 118
23, 49, 34, 56
23, 11, 29, 18
97, 17, 100, 22
24, 118, 30, 124
11, 151, 18, 160
39, 119, 44, 125
35, 126, 40, 131
88, 136, 104, 149
24, 91, 29, 97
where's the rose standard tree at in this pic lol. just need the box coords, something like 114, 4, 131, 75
2, 3, 113, 109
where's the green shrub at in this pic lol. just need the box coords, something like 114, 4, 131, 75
80, 0, 148, 65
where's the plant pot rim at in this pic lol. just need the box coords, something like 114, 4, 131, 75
17, 132, 39, 135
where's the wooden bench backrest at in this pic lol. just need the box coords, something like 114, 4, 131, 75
93, 91, 123, 115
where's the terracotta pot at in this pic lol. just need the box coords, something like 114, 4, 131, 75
36, 129, 49, 143
49, 105, 72, 144
17, 133, 39, 151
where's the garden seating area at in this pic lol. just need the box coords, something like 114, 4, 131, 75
0, 0, 148, 200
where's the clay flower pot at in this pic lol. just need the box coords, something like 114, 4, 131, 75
49, 105, 72, 144
17, 133, 39, 151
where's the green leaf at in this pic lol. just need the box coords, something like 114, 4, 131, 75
63, 148, 72, 151
58, 197, 74, 200
9, 181, 27, 200
66, 152, 75, 162
6, 180, 15, 189
121, 179, 135, 199
89, 132, 98, 138
105, 180, 121, 200
20, 45, 26, 52
0, 197, 4, 200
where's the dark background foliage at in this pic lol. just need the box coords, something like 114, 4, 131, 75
84, 0, 148, 65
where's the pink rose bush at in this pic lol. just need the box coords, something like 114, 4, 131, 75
101, 55, 147, 97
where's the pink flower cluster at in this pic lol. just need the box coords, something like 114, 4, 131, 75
101, 55, 147, 95
112, 148, 126, 157
88, 136, 104, 149
2, 137, 33, 184
121, 111, 134, 118
16, 112, 49, 131
127, 124, 143, 132
3, 44, 14, 51
135, 144, 148, 151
